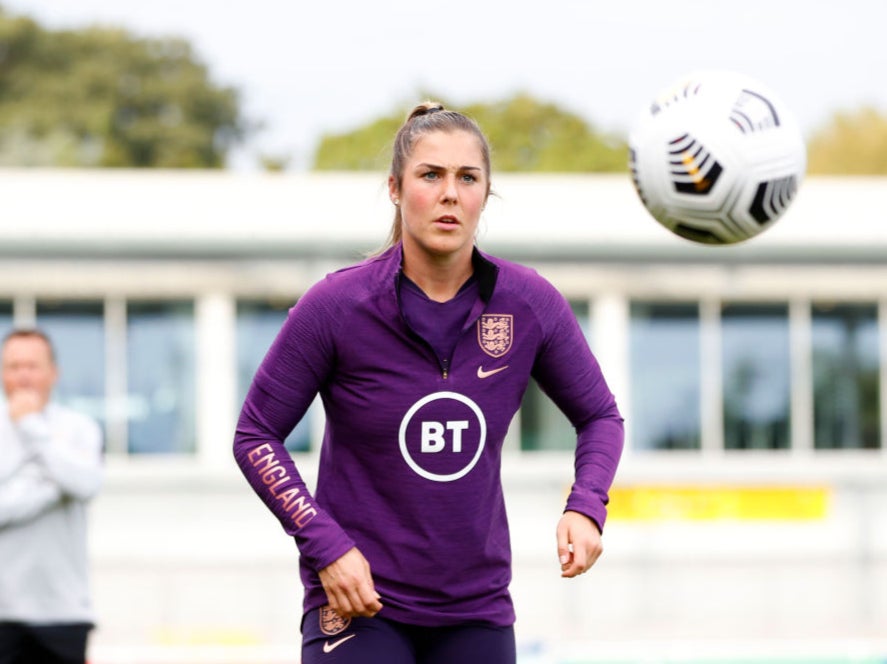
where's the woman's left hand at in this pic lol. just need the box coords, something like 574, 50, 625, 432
556, 510, 603, 578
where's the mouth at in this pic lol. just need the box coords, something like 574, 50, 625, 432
435, 215, 459, 226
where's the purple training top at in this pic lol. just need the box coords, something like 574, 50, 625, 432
233, 244, 624, 628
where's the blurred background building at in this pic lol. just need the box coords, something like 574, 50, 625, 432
2, 170, 886, 663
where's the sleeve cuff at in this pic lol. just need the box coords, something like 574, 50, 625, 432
564, 484, 608, 533
294, 511, 357, 572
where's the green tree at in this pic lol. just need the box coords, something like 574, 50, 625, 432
462, 94, 627, 172
807, 107, 887, 175
312, 93, 628, 173
0, 7, 245, 167
313, 114, 403, 171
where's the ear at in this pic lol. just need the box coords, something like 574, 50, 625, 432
388, 175, 399, 204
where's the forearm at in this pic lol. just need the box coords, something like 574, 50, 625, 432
0, 468, 63, 528
0, 454, 28, 484
17, 414, 103, 500
536, 368, 624, 529
566, 412, 624, 531
35, 448, 103, 500
234, 400, 355, 571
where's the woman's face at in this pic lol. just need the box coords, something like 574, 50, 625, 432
390, 129, 489, 265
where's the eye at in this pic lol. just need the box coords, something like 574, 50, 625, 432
422, 171, 439, 181
461, 173, 477, 183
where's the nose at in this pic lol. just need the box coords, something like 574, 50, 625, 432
11, 368, 31, 385
441, 174, 458, 203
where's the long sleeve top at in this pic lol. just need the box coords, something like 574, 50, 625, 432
0, 402, 103, 624
234, 244, 624, 627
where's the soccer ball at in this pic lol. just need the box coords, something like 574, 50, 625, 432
629, 70, 806, 245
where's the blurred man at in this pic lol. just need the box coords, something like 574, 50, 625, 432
0, 329, 103, 664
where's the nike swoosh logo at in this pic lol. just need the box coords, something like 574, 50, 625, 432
477, 365, 509, 379
323, 634, 356, 653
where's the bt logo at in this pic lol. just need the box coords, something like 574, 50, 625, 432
420, 420, 468, 453
399, 392, 486, 482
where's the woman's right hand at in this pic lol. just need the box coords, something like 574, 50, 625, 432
318, 547, 383, 618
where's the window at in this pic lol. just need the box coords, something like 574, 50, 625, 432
520, 299, 590, 451
0, 302, 13, 386
0, 302, 12, 337
812, 303, 880, 449
721, 304, 791, 450
236, 299, 311, 451
630, 302, 701, 450
127, 302, 195, 454
37, 301, 106, 428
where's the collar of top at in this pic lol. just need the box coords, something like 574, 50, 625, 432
384, 242, 498, 304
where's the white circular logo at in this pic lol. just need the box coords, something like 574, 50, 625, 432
398, 391, 486, 482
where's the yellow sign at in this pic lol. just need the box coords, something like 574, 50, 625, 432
608, 485, 830, 521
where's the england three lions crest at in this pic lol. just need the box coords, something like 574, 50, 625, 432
319, 605, 351, 635
478, 314, 513, 358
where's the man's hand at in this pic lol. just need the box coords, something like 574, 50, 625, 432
556, 510, 603, 578
318, 547, 383, 618
7, 389, 43, 422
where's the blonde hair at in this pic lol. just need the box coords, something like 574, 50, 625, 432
384, 101, 492, 249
